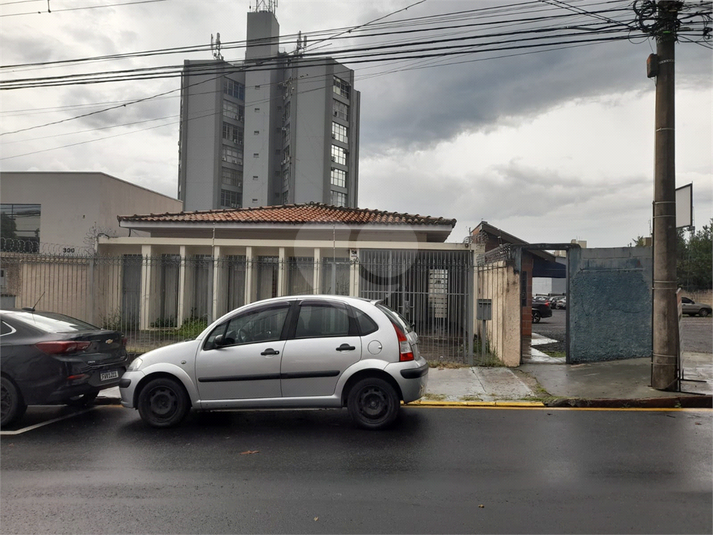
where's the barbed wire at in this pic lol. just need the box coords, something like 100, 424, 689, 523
0, 238, 94, 256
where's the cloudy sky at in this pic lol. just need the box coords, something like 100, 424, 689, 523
1, 0, 711, 247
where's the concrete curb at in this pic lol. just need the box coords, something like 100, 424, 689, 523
407, 400, 546, 408
546, 395, 713, 409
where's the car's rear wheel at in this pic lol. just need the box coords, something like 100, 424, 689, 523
137, 377, 190, 428
533, 311, 542, 323
1, 376, 27, 428
347, 377, 399, 430
699, 309, 710, 318
64, 391, 99, 407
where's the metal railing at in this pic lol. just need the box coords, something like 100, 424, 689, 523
1, 249, 477, 363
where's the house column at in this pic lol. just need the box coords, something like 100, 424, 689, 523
278, 247, 286, 296
139, 245, 153, 330
177, 246, 189, 326
212, 246, 224, 321
313, 248, 322, 294
245, 246, 254, 304
349, 248, 360, 297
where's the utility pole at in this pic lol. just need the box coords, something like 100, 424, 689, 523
647, 1, 683, 390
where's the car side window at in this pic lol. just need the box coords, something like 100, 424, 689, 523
1, 321, 16, 337
351, 307, 378, 336
204, 305, 289, 349
295, 303, 349, 339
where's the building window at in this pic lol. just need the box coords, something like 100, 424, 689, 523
223, 101, 244, 121
223, 79, 245, 100
333, 100, 348, 121
0, 203, 40, 251
333, 76, 351, 99
330, 168, 346, 188
222, 145, 242, 165
222, 123, 242, 145
331, 191, 346, 207
253, 153, 259, 158
283, 168, 290, 188
220, 189, 241, 209
222, 168, 242, 187
332, 122, 348, 143
331, 145, 347, 165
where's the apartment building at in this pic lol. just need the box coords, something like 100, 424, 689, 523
178, 5, 360, 211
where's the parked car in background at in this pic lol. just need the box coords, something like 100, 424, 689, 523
119, 296, 428, 430
1, 309, 129, 427
532, 302, 552, 323
557, 297, 567, 309
681, 297, 711, 317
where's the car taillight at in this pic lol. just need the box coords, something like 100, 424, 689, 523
35, 341, 91, 354
392, 322, 414, 362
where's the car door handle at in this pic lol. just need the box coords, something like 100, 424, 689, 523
336, 344, 356, 352
261, 348, 280, 356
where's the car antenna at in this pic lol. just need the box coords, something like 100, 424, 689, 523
22, 291, 45, 313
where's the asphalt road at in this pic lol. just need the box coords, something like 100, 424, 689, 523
1, 405, 711, 534
534, 309, 712, 354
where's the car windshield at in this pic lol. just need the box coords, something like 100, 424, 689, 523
8, 311, 100, 333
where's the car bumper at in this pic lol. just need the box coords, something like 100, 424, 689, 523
386, 357, 429, 403
118, 370, 145, 408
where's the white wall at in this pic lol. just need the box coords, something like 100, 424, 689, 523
0, 172, 182, 248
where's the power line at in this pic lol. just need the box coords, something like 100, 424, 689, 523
0, 0, 167, 17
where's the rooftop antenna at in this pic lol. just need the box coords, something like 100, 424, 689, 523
211, 32, 223, 60
254, 0, 277, 13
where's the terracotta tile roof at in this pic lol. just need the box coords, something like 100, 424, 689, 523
118, 203, 456, 227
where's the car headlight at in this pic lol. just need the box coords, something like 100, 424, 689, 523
127, 357, 143, 372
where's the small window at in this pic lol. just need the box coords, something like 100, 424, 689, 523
352, 308, 378, 336
1, 321, 16, 336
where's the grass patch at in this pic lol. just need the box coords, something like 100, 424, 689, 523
427, 360, 470, 369
459, 395, 483, 402
542, 350, 566, 359
423, 393, 448, 401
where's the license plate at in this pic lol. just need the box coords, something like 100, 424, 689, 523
100, 370, 119, 382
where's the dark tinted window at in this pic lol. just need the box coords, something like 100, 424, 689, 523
295, 304, 349, 338
376, 304, 413, 333
352, 307, 378, 335
1, 321, 15, 336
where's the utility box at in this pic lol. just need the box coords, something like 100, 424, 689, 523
476, 299, 492, 320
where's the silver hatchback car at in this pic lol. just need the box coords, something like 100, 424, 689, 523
119, 296, 428, 429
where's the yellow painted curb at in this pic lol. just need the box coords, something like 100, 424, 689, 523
405, 400, 546, 408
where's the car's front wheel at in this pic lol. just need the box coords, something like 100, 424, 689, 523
699, 309, 710, 318
1, 376, 27, 428
137, 377, 190, 428
347, 377, 399, 430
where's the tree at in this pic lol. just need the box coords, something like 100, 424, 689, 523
678, 220, 712, 291
631, 218, 712, 291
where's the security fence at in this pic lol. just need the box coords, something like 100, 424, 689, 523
1, 248, 478, 363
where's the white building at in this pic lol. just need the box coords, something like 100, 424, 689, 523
0, 172, 182, 252
178, 4, 360, 212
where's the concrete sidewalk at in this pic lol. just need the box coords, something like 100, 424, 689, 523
97, 351, 712, 408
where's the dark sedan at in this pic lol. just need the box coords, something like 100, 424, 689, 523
532, 302, 552, 323
1, 309, 129, 427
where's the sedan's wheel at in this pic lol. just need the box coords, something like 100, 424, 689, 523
699, 309, 710, 318
347, 377, 399, 430
64, 391, 99, 407
1, 376, 27, 428
533, 311, 542, 323
137, 377, 190, 428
